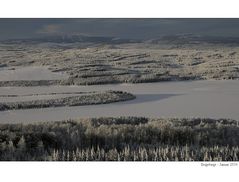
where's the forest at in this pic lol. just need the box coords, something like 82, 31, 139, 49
0, 117, 238, 161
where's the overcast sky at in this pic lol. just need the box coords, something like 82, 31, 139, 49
0, 19, 239, 40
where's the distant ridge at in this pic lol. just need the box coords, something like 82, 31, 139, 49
1, 34, 140, 44
144, 34, 239, 45
2, 34, 239, 45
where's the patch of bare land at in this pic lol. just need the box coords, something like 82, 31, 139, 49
0, 40, 239, 87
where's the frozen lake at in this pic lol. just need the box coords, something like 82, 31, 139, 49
0, 80, 239, 123
0, 66, 68, 81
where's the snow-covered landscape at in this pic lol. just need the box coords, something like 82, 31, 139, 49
0, 19, 239, 161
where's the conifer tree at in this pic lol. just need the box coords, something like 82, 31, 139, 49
17, 136, 26, 151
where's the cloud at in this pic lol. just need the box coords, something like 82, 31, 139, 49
37, 24, 63, 34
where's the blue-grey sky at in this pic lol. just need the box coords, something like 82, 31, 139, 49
0, 19, 239, 40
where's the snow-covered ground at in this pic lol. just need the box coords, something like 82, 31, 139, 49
0, 66, 68, 81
